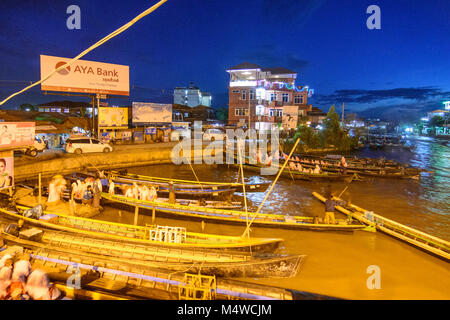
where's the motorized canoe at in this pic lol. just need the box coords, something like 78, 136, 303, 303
312, 192, 450, 261
229, 162, 356, 182
0, 246, 310, 300
1, 228, 304, 279
0, 206, 283, 253
66, 172, 237, 198
101, 193, 369, 233
105, 170, 272, 193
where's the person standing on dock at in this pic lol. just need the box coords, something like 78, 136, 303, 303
168, 181, 176, 204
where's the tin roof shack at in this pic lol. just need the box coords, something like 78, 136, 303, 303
172, 104, 216, 124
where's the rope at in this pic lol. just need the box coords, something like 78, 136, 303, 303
241, 138, 300, 237
0, 0, 168, 106
237, 139, 250, 244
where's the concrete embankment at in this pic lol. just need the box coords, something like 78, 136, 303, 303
14, 142, 205, 181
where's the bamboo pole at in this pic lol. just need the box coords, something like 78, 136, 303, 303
38, 173, 42, 205
237, 139, 250, 240
134, 205, 139, 226
241, 138, 300, 238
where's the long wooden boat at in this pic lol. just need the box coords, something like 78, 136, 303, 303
229, 162, 356, 182
312, 192, 450, 261
105, 170, 272, 193
66, 172, 237, 198
102, 193, 369, 233
38, 185, 243, 210
0, 206, 283, 253
286, 159, 419, 180
0, 246, 325, 300
287, 154, 424, 178
1, 229, 304, 279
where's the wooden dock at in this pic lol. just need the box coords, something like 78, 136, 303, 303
312, 192, 450, 261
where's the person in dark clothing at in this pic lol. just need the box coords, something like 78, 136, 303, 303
324, 192, 337, 224
323, 191, 347, 224
82, 185, 93, 206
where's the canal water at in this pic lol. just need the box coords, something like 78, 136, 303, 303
98, 137, 449, 300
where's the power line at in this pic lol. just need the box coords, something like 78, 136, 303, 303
0, 0, 168, 107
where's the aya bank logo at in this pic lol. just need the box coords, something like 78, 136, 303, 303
55, 61, 71, 75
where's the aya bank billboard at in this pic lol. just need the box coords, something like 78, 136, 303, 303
40, 55, 129, 96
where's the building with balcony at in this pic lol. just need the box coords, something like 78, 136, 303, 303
173, 82, 212, 108
226, 62, 314, 130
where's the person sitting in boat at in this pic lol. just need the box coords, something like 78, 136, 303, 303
124, 187, 133, 198
8, 254, 32, 300
340, 157, 348, 174
95, 178, 102, 193
140, 185, 149, 201
132, 183, 140, 199
313, 164, 321, 174
149, 186, 157, 202
295, 163, 303, 172
168, 180, 176, 204
264, 153, 272, 166
257, 149, 263, 164
25, 269, 61, 300
289, 160, 296, 171
108, 180, 115, 195
0, 256, 13, 299
82, 185, 94, 206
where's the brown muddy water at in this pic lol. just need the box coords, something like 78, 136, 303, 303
97, 137, 449, 300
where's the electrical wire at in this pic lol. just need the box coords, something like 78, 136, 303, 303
0, 0, 168, 107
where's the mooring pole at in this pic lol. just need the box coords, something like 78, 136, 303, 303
152, 205, 155, 224
134, 205, 139, 226
38, 173, 42, 205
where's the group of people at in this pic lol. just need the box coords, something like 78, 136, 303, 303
288, 160, 322, 174
284, 155, 349, 175
122, 182, 158, 202
0, 253, 62, 300
71, 177, 102, 208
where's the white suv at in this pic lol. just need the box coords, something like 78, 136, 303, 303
65, 137, 113, 154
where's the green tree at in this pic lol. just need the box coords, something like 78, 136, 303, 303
216, 107, 228, 121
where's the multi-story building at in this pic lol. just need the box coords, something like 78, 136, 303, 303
173, 82, 212, 108
226, 62, 314, 130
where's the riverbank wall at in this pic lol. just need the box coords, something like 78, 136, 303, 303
14, 143, 208, 181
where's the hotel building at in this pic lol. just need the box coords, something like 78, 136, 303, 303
226, 62, 314, 130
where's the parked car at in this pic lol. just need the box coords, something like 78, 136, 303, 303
203, 129, 225, 142
65, 137, 113, 154
16, 136, 47, 157
170, 129, 191, 142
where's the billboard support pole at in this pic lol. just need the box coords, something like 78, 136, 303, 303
91, 95, 95, 137
97, 94, 100, 139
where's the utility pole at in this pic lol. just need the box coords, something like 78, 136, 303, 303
342, 102, 345, 125
248, 89, 251, 130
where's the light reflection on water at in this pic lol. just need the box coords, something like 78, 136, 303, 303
97, 138, 449, 299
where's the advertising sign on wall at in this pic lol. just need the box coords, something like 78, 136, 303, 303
0, 156, 14, 189
0, 122, 35, 148
40, 55, 129, 96
98, 107, 128, 128
132, 102, 172, 124
282, 105, 299, 130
